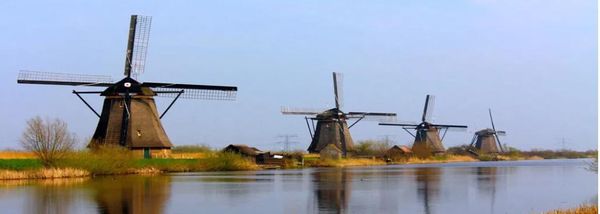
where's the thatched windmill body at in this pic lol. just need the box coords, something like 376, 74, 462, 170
380, 95, 467, 157
468, 109, 506, 155
17, 15, 237, 158
282, 72, 396, 157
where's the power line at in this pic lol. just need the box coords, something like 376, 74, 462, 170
276, 134, 299, 152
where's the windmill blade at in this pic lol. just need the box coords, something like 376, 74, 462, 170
347, 112, 397, 122
495, 133, 504, 153
17, 70, 113, 87
488, 108, 505, 152
144, 82, 237, 100
130, 15, 152, 78
124, 15, 153, 78
431, 124, 468, 129
468, 134, 478, 148
281, 107, 323, 115
421, 95, 435, 122
332, 72, 344, 110
379, 122, 419, 127
489, 108, 497, 131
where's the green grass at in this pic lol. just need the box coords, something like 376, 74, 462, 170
0, 159, 43, 170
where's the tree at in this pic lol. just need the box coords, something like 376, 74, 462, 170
20, 116, 76, 167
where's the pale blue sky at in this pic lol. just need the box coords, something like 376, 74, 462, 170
0, 0, 596, 151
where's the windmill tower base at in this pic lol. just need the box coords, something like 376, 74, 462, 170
89, 94, 173, 158
412, 128, 445, 157
308, 120, 354, 154
475, 135, 500, 154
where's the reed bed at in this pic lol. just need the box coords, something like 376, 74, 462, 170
546, 204, 598, 214
170, 152, 208, 159
305, 157, 386, 167
400, 155, 477, 164
0, 168, 89, 180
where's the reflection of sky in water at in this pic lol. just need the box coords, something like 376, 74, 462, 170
0, 159, 595, 214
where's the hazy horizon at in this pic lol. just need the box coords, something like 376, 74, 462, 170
0, 1, 597, 151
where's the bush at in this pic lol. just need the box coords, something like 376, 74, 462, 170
354, 140, 390, 156
20, 116, 76, 167
446, 145, 471, 156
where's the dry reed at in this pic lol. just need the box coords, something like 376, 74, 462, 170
0, 168, 90, 180
0, 151, 36, 159
546, 204, 598, 214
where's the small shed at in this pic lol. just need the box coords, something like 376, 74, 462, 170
385, 145, 413, 161
320, 144, 342, 160
222, 144, 264, 157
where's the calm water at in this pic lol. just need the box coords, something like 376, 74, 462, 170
0, 159, 596, 214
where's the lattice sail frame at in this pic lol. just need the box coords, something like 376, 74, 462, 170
281, 107, 325, 115
154, 87, 237, 100
346, 112, 397, 122
333, 72, 344, 110
17, 70, 113, 86
130, 15, 152, 78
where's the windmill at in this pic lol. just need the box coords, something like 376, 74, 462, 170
379, 95, 467, 157
282, 72, 396, 157
17, 15, 237, 158
467, 109, 506, 156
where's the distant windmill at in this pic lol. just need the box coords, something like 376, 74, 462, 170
17, 15, 237, 158
379, 95, 467, 157
282, 72, 396, 157
467, 109, 506, 156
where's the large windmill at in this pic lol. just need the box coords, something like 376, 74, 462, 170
17, 15, 237, 158
467, 109, 506, 156
282, 72, 396, 157
379, 95, 467, 157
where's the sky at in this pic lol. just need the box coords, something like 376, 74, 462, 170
0, 0, 596, 151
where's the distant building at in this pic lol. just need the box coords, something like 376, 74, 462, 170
385, 145, 413, 161
222, 144, 264, 157
222, 144, 286, 165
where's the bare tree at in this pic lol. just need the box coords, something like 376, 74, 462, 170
20, 116, 76, 167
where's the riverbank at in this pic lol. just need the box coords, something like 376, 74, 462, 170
546, 204, 598, 214
0, 149, 594, 180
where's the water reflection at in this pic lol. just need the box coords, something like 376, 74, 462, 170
26, 181, 79, 214
0, 160, 595, 214
475, 167, 498, 214
91, 176, 170, 214
312, 168, 350, 213
415, 168, 441, 214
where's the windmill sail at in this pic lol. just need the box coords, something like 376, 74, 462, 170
333, 72, 343, 110
422, 95, 435, 122
346, 112, 397, 122
17, 70, 113, 87
124, 15, 152, 78
281, 107, 324, 115
144, 81, 237, 100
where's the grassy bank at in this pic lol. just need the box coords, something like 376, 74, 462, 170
546, 204, 598, 214
303, 154, 477, 167
0, 145, 592, 180
0, 148, 258, 180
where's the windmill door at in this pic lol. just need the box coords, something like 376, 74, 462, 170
143, 148, 151, 159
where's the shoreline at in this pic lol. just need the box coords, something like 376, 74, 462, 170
0, 157, 592, 181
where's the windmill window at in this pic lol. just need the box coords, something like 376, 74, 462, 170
137, 130, 142, 137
